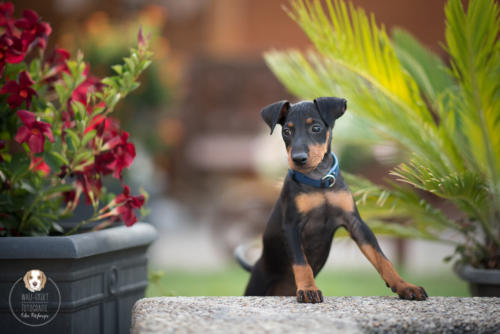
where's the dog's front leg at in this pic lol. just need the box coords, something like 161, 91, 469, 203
282, 210, 323, 303
345, 209, 428, 300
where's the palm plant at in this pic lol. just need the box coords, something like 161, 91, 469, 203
265, 0, 500, 269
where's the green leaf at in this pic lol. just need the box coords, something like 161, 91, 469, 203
344, 172, 454, 234
65, 128, 80, 150
73, 151, 93, 165
392, 28, 455, 102
54, 83, 69, 106
444, 0, 500, 213
29, 59, 42, 80
10, 154, 30, 183
62, 71, 73, 90
52, 222, 64, 233
112, 64, 123, 75
124, 57, 136, 73
81, 130, 97, 147
43, 184, 74, 195
43, 151, 68, 171
71, 100, 87, 122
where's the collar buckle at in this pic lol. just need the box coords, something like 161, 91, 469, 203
321, 174, 336, 188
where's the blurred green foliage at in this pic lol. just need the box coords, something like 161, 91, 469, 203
146, 266, 468, 297
63, 6, 172, 153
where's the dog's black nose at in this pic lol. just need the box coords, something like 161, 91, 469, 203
292, 152, 308, 165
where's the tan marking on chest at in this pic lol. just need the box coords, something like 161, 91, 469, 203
295, 192, 325, 214
325, 190, 354, 212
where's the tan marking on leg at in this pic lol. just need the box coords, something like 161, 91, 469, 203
306, 117, 313, 125
359, 244, 427, 300
359, 244, 403, 287
295, 193, 325, 214
325, 190, 355, 212
287, 122, 294, 128
292, 264, 318, 290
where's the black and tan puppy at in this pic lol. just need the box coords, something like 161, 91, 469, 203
243, 97, 427, 303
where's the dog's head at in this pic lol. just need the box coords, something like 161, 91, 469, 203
261, 97, 347, 172
23, 269, 47, 292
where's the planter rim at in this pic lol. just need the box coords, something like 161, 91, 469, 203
454, 263, 500, 285
0, 222, 157, 259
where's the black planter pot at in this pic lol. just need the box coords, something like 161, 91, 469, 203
0, 222, 156, 334
454, 263, 500, 297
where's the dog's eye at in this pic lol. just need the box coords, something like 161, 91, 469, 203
311, 125, 321, 133
283, 128, 291, 136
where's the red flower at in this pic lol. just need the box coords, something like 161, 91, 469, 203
85, 115, 106, 135
1, 71, 37, 109
137, 26, 150, 56
114, 185, 144, 226
29, 156, 50, 175
89, 116, 119, 139
72, 72, 103, 105
61, 110, 75, 130
101, 132, 136, 179
14, 110, 54, 154
74, 166, 102, 205
0, 33, 25, 76
62, 189, 76, 204
0, 2, 15, 33
85, 116, 135, 179
43, 48, 70, 84
68, 65, 104, 115
15, 9, 51, 50
94, 151, 114, 175
110, 133, 136, 179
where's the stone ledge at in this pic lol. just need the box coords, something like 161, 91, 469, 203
131, 296, 500, 334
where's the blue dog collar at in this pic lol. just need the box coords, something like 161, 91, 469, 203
289, 152, 339, 188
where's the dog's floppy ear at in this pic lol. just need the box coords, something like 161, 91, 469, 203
314, 97, 347, 128
23, 271, 30, 289
261, 100, 290, 135
40, 271, 47, 289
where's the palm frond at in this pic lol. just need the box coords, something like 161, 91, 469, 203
392, 156, 499, 245
444, 0, 500, 206
343, 172, 456, 241
392, 29, 455, 103
284, 0, 431, 122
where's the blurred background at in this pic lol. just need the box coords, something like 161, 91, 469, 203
14, 0, 468, 296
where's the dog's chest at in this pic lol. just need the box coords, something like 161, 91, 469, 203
295, 190, 354, 237
295, 190, 354, 216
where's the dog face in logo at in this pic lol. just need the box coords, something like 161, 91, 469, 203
23, 269, 47, 292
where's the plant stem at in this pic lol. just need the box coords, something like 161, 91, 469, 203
64, 219, 90, 236
18, 194, 43, 234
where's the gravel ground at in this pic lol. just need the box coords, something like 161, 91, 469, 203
131, 296, 500, 334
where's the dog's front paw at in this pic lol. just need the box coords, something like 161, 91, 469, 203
391, 282, 428, 301
296, 289, 323, 303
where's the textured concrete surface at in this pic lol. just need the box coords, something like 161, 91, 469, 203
132, 296, 500, 334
